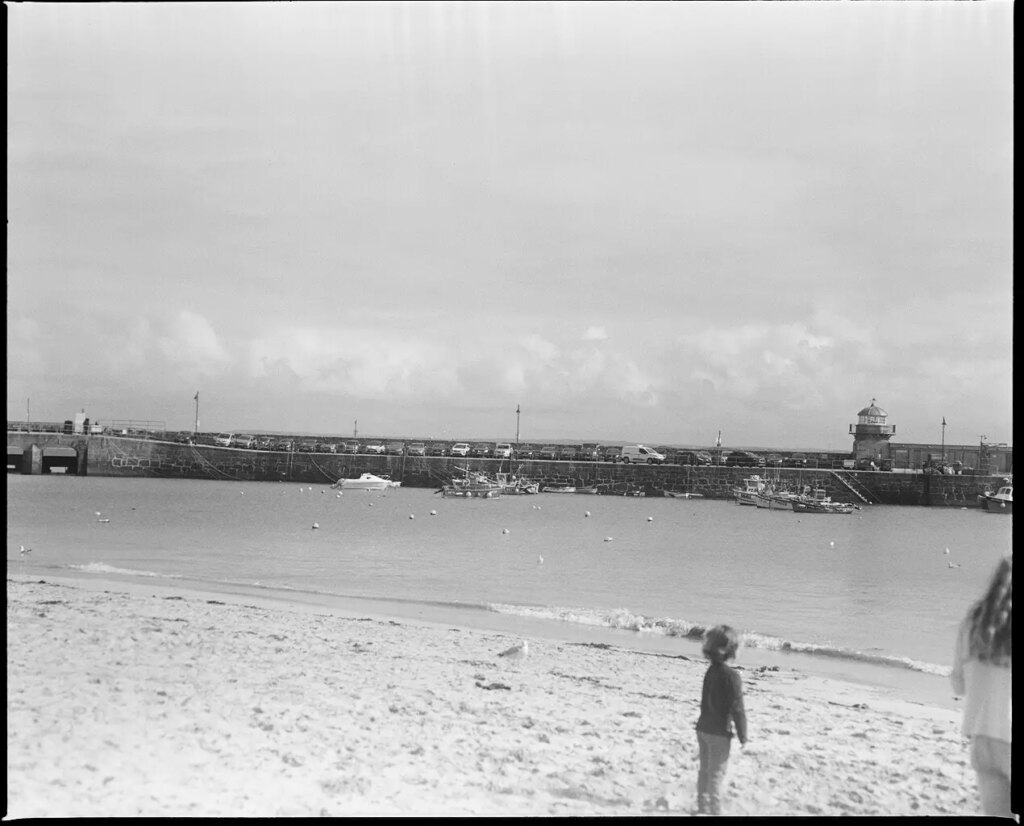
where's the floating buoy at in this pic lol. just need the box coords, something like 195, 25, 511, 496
585, 511, 591, 517
430, 510, 437, 515
336, 493, 342, 498
502, 528, 509, 534
312, 523, 319, 530
538, 555, 544, 564
944, 547, 950, 555
240, 491, 245, 495
647, 516, 653, 522
829, 540, 835, 548
98, 518, 110, 523
604, 537, 613, 542
409, 514, 415, 519
368, 502, 374, 507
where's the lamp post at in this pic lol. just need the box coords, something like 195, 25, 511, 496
515, 404, 521, 450
941, 417, 946, 465
193, 391, 200, 438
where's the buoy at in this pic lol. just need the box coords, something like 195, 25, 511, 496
647, 516, 653, 522
944, 547, 950, 555
604, 537, 613, 542
369, 502, 374, 507
538, 555, 544, 564
829, 540, 835, 548
502, 528, 509, 534
409, 514, 415, 519
585, 511, 591, 517
336, 493, 342, 498
240, 491, 245, 495
430, 510, 437, 515
312, 523, 319, 529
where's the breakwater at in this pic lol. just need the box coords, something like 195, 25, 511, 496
6, 432, 1005, 508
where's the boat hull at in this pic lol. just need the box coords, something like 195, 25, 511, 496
979, 496, 1012, 514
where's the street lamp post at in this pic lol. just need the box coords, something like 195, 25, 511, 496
194, 391, 200, 438
515, 404, 521, 450
941, 416, 946, 465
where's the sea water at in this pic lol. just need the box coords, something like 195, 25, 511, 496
6, 475, 1011, 692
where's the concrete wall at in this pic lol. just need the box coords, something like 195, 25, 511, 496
6, 432, 1008, 507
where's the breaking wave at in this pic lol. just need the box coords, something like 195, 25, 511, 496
486, 602, 950, 677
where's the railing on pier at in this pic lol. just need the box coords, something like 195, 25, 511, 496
831, 470, 875, 504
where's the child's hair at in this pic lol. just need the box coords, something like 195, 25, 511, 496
702, 625, 740, 663
964, 555, 1012, 665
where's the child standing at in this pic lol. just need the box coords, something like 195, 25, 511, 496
950, 555, 1012, 818
695, 625, 748, 815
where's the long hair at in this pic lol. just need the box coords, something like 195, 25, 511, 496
702, 624, 740, 664
964, 556, 1012, 665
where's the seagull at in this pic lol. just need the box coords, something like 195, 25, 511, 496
948, 561, 961, 569
538, 555, 544, 565
19, 545, 32, 555
497, 640, 529, 664
944, 547, 950, 555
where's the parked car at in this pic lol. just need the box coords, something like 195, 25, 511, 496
426, 442, 449, 457
725, 451, 761, 467
539, 445, 560, 461
470, 443, 492, 458
516, 444, 541, 460
599, 445, 622, 462
620, 444, 666, 464
558, 445, 580, 461
254, 437, 274, 451
297, 440, 318, 453
406, 442, 427, 457
493, 442, 513, 459
214, 433, 233, 447
271, 439, 294, 452
231, 434, 256, 449
577, 444, 601, 461
339, 441, 361, 454
385, 441, 405, 455
364, 442, 386, 455
675, 450, 711, 466
450, 442, 471, 457
314, 441, 337, 453
782, 453, 807, 468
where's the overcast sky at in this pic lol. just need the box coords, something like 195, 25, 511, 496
7, 2, 1012, 449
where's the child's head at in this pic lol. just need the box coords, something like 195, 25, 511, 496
702, 624, 740, 664
966, 555, 1012, 665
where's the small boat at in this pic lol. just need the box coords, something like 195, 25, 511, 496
542, 485, 577, 494
437, 467, 503, 498
978, 484, 1013, 514
334, 473, 401, 492
789, 488, 855, 514
574, 486, 601, 495
495, 472, 540, 495
734, 475, 766, 506
754, 488, 797, 511
664, 490, 704, 499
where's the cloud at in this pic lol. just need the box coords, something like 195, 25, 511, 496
156, 310, 233, 376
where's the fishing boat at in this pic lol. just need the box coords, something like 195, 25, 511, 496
664, 490, 704, 499
789, 488, 855, 514
978, 484, 1013, 514
542, 485, 577, 494
437, 467, 502, 498
333, 472, 401, 492
574, 486, 601, 495
754, 488, 797, 511
733, 475, 766, 506
494, 472, 540, 495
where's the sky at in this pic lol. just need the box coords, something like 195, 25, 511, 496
6, 1, 1013, 450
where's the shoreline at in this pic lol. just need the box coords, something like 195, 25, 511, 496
9, 567, 963, 712
6, 573, 977, 817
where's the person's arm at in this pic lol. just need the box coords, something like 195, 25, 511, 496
950, 619, 967, 697
730, 669, 748, 744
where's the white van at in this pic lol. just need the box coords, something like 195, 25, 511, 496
619, 444, 666, 464
493, 443, 513, 459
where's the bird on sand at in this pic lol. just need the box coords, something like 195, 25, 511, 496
497, 640, 529, 664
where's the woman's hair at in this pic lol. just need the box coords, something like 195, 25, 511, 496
964, 556, 1012, 665
702, 625, 740, 663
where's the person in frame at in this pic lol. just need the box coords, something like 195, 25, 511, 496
950, 555, 1013, 818
694, 624, 748, 815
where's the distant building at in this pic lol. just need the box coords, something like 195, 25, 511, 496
849, 399, 1012, 474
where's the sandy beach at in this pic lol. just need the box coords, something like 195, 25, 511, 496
6, 574, 979, 818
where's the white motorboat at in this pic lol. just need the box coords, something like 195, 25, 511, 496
978, 484, 1013, 514
333, 473, 401, 492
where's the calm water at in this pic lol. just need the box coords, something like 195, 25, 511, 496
6, 475, 1012, 679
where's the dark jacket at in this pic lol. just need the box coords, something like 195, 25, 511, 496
696, 661, 747, 743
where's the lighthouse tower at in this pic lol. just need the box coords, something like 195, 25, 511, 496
849, 399, 896, 464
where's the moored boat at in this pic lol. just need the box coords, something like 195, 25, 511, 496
437, 467, 503, 498
542, 485, 577, 494
789, 487, 856, 514
333, 472, 401, 492
754, 489, 797, 511
978, 484, 1013, 514
495, 472, 540, 495
734, 475, 766, 506
664, 490, 704, 499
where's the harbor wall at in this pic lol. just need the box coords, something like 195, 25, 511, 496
6, 433, 1006, 507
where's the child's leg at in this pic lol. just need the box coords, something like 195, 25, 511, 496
700, 732, 732, 815
971, 736, 1012, 817
696, 731, 709, 812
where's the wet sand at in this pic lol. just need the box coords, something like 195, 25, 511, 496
6, 574, 979, 817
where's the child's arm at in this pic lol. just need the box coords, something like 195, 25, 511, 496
950, 619, 967, 697
730, 669, 748, 745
